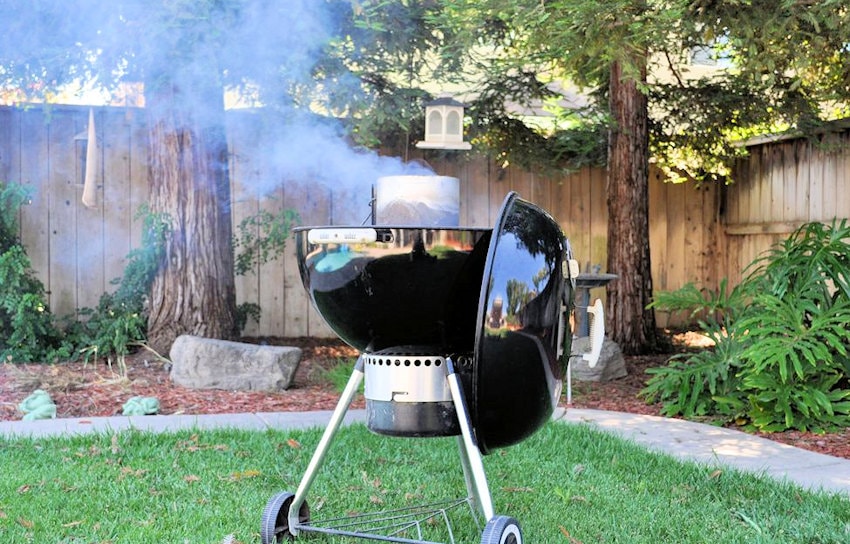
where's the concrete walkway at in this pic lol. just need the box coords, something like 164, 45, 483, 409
1, 408, 848, 498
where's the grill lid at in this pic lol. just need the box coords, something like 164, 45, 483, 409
471, 192, 573, 453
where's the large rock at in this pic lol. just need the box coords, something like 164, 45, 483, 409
569, 337, 627, 382
169, 335, 302, 391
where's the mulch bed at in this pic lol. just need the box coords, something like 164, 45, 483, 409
2, 335, 849, 460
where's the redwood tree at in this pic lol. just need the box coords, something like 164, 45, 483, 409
607, 58, 657, 353
440, 0, 675, 353
143, 75, 238, 352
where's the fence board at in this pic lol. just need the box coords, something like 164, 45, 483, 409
821, 139, 838, 220
767, 146, 783, 222
2, 109, 21, 233
463, 156, 491, 227
509, 166, 533, 204
101, 109, 136, 296
684, 183, 706, 285
47, 111, 79, 315
19, 111, 53, 308
808, 146, 825, 220
73, 111, 102, 308
840, 139, 850, 219
568, 167, 592, 268
127, 110, 149, 250
782, 144, 797, 222
702, 183, 719, 290
228, 115, 262, 337
259, 184, 287, 336
664, 180, 687, 297
589, 168, 609, 271
0, 108, 11, 187
292, 180, 332, 338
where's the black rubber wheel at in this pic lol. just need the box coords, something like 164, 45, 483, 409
480, 515, 523, 544
260, 491, 309, 543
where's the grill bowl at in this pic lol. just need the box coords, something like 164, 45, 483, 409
295, 226, 490, 353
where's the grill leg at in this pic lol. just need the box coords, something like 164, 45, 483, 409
287, 355, 365, 535
445, 357, 495, 522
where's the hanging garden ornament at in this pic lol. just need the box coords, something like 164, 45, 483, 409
416, 94, 472, 150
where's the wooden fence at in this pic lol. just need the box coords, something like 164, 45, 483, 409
722, 132, 850, 286
1, 104, 847, 338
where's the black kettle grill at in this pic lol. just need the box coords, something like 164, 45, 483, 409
260, 192, 583, 544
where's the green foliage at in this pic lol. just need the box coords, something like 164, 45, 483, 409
1, 180, 301, 364
0, 182, 30, 252
644, 220, 850, 432
438, 1, 850, 178
0, 183, 71, 363
232, 207, 300, 332
235, 302, 261, 333
111, 204, 171, 308
734, 220, 850, 431
73, 205, 171, 373
642, 280, 749, 421
0, 185, 171, 367
0, 246, 73, 363
233, 208, 300, 276
642, 323, 747, 421
321, 358, 363, 395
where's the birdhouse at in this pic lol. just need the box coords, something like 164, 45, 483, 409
416, 95, 472, 150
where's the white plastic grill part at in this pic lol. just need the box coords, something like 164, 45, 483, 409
307, 228, 378, 245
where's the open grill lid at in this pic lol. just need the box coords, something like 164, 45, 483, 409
471, 192, 573, 452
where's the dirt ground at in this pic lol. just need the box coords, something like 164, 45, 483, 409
1, 333, 848, 459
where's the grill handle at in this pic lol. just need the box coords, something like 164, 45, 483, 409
582, 299, 605, 368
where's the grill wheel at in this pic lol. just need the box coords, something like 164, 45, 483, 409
480, 515, 523, 544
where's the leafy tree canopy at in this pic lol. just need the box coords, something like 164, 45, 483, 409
437, 0, 850, 181
2, 1, 848, 180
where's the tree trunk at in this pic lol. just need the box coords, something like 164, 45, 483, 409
144, 79, 238, 355
606, 58, 657, 355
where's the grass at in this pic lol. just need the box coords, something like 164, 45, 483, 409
321, 357, 362, 394
1, 422, 849, 543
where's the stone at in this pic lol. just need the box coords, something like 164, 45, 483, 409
169, 335, 302, 391
569, 337, 627, 382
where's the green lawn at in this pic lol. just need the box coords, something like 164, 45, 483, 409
1, 422, 848, 543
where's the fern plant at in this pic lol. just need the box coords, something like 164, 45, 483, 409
642, 280, 749, 421
734, 220, 850, 431
644, 219, 850, 432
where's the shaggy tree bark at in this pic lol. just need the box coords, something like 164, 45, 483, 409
144, 78, 238, 355
606, 58, 657, 355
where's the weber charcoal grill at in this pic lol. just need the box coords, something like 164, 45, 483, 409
260, 192, 603, 544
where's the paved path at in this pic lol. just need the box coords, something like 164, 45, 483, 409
1, 408, 848, 497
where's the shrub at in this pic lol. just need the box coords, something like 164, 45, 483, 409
643, 220, 850, 432
735, 220, 850, 431
642, 280, 749, 422
0, 183, 71, 362
0, 180, 300, 365
74, 204, 170, 374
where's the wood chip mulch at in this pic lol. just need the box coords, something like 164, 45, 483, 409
2, 336, 849, 460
